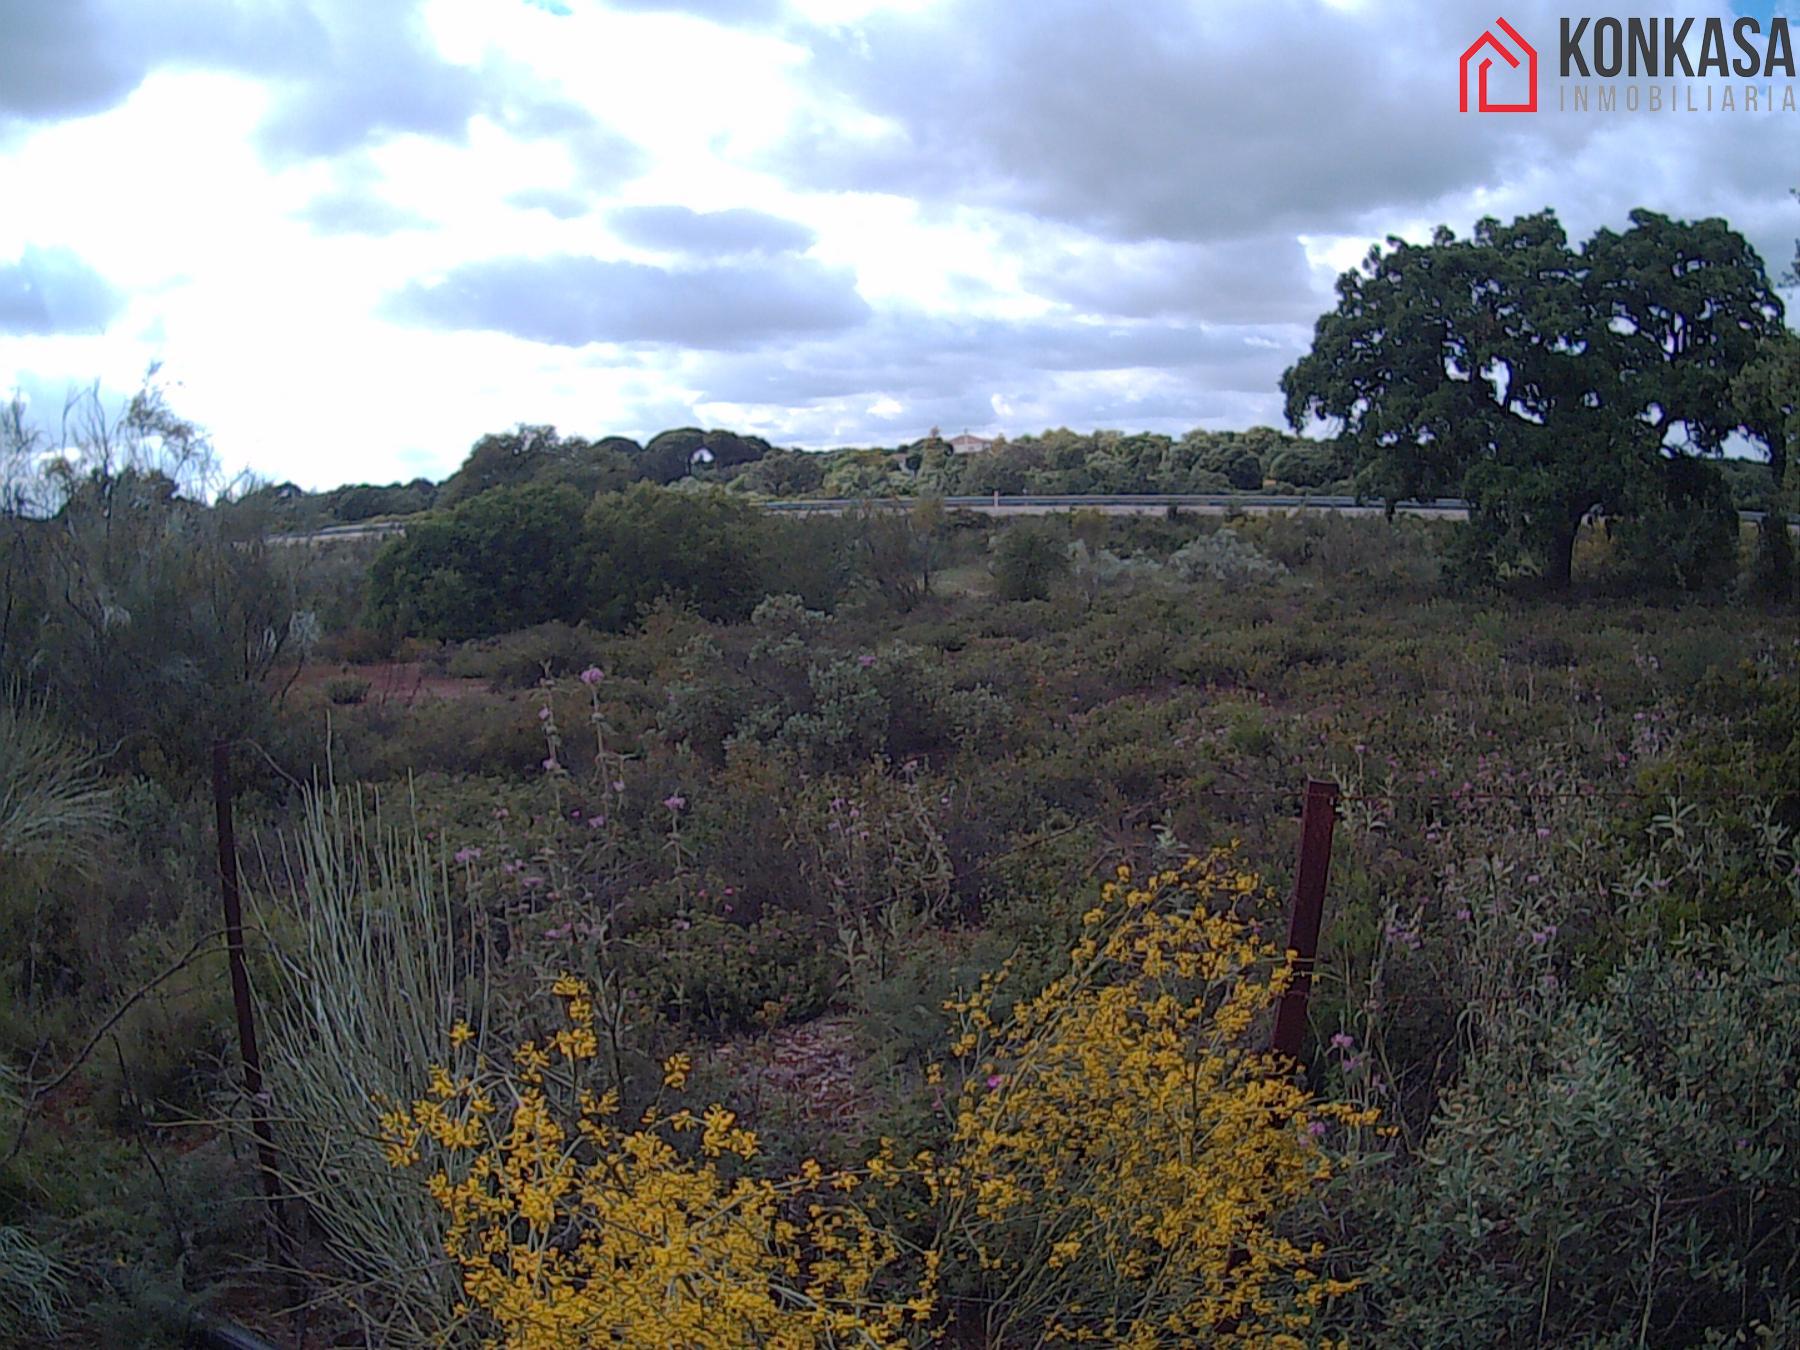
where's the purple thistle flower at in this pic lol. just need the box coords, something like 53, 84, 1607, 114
664, 794, 686, 812
579, 666, 604, 686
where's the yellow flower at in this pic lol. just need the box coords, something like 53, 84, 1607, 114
377, 844, 1364, 1349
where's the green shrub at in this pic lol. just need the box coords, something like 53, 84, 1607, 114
1607, 458, 1740, 593
584, 483, 773, 630
991, 522, 1070, 601
1167, 528, 1287, 583
1367, 925, 1800, 1347
368, 482, 588, 640
443, 621, 606, 688
636, 911, 835, 1034
323, 674, 371, 705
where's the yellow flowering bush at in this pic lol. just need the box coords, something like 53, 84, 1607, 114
379, 851, 1372, 1346
376, 976, 936, 1348
927, 852, 1375, 1346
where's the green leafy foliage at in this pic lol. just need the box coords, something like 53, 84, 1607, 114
1284, 209, 1785, 589
369, 482, 588, 640
991, 521, 1070, 600
439, 424, 635, 507
583, 483, 773, 630
1370, 926, 1800, 1347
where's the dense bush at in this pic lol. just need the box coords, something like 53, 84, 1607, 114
369, 483, 589, 640
1167, 527, 1288, 582
661, 598, 1012, 771
1368, 926, 1800, 1347
991, 521, 1070, 601
584, 484, 776, 630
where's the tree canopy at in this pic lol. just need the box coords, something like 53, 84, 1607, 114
1281, 208, 1786, 588
369, 482, 589, 640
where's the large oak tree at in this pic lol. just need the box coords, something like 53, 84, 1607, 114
1282, 209, 1785, 588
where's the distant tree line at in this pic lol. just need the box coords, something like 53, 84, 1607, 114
234, 422, 1386, 535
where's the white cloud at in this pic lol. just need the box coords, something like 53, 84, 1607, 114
0, 0, 1794, 486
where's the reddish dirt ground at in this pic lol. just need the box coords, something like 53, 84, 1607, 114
709, 1015, 863, 1127
284, 660, 493, 706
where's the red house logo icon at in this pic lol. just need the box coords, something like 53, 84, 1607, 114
1460, 17, 1538, 113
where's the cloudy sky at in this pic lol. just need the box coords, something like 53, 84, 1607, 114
2, 0, 1797, 488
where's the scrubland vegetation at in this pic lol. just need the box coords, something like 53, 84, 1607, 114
2, 204, 1798, 1346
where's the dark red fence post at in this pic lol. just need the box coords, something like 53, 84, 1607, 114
1270, 778, 1340, 1062
212, 741, 287, 1252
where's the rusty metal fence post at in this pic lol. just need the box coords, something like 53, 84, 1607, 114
1270, 778, 1340, 1062
211, 741, 286, 1249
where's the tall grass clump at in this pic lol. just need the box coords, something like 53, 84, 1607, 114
0, 698, 117, 884
0, 1224, 69, 1340
252, 783, 484, 1343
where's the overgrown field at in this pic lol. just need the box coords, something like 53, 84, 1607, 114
4, 508, 1798, 1347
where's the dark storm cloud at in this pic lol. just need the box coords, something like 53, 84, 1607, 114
0, 0, 646, 176
772, 0, 1621, 244
0, 247, 125, 335
386, 253, 870, 347
0, 0, 159, 123
0, 0, 323, 124
609, 205, 816, 256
